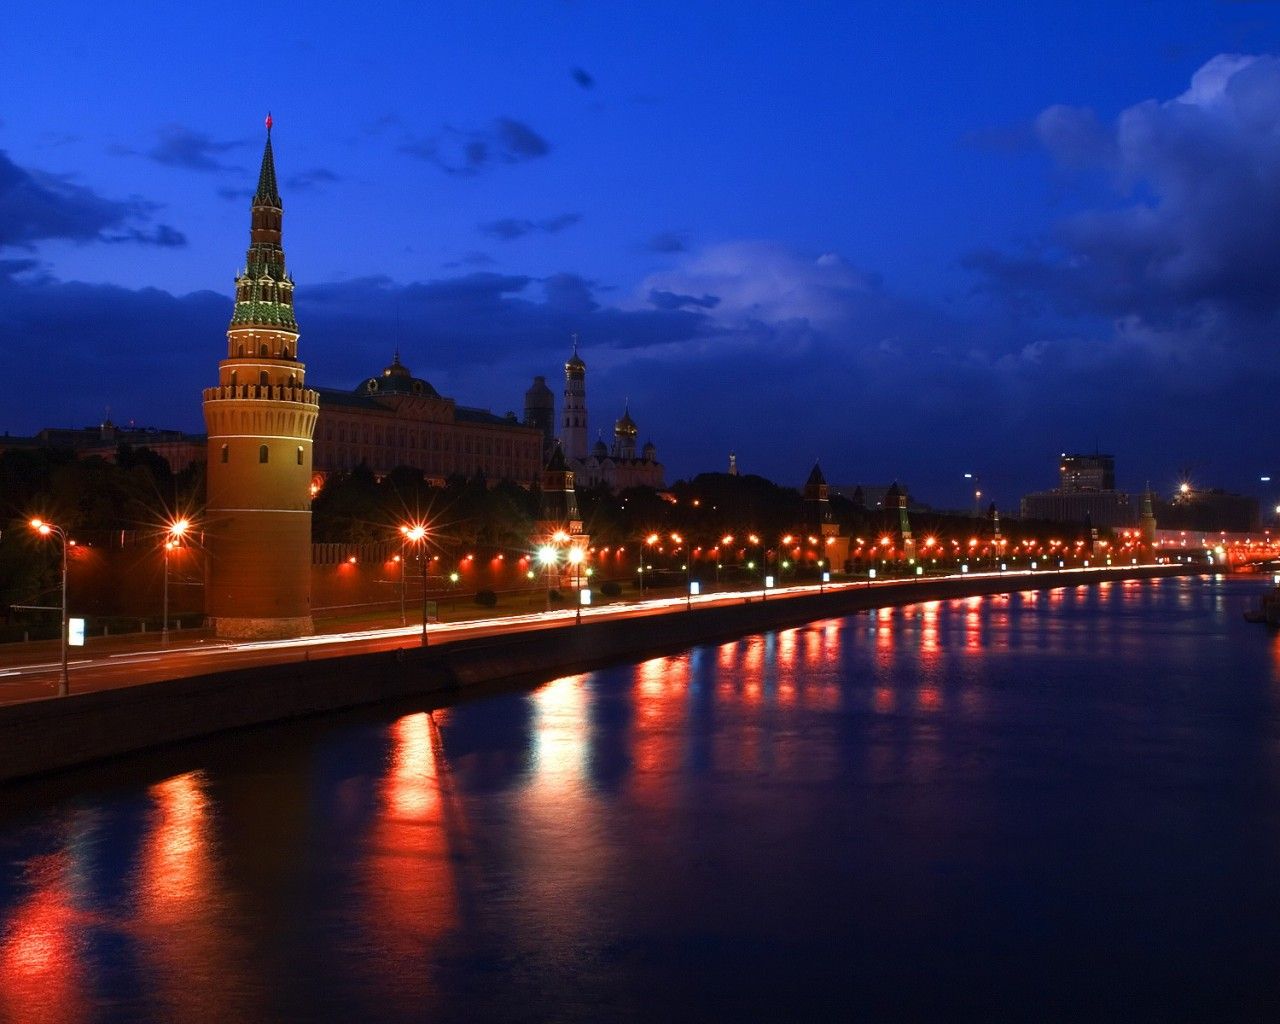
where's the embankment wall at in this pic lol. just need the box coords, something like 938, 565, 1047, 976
0, 565, 1191, 785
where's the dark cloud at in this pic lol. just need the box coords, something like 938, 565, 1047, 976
102, 224, 186, 247
0, 267, 227, 433
401, 118, 551, 176
648, 289, 719, 310
571, 67, 595, 89
140, 124, 243, 172
645, 231, 687, 253
441, 251, 496, 269
493, 118, 550, 159
543, 273, 599, 314
284, 167, 340, 191
0, 150, 182, 249
479, 212, 581, 240
971, 54, 1280, 335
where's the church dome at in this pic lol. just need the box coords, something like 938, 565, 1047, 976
614, 408, 638, 435
593, 437, 608, 458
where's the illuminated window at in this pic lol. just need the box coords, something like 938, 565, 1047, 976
259, 444, 269, 464
220, 444, 228, 463
296, 446, 303, 466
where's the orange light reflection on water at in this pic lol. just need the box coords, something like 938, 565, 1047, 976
356, 710, 457, 1010
132, 771, 257, 1023
0, 851, 86, 1024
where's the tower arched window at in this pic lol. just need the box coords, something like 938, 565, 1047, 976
259, 371, 269, 387
296, 446, 304, 466
237, 344, 245, 357
259, 444, 269, 464
220, 444, 229, 463
230, 371, 238, 388
260, 343, 269, 356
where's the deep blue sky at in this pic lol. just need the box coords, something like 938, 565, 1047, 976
4, 1, 1280, 510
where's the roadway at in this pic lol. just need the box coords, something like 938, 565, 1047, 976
0, 564, 1178, 706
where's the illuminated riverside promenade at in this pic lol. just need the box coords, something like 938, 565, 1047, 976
0, 562, 1191, 707
1, 573, 1276, 1021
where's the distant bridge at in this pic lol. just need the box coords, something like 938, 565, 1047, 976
1153, 528, 1280, 568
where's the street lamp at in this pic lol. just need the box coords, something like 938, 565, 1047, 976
162, 517, 189, 646
400, 523, 429, 643
640, 532, 659, 595
29, 518, 69, 697
567, 545, 585, 622
538, 544, 558, 612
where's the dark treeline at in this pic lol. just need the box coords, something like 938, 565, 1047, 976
2, 447, 1105, 613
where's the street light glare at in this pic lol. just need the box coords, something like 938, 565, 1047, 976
537, 545, 557, 566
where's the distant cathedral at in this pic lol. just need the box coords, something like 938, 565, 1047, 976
523, 339, 664, 491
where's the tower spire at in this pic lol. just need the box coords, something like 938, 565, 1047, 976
255, 115, 280, 207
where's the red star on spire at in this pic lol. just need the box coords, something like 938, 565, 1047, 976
265, 112, 273, 133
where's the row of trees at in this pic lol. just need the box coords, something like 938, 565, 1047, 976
2, 446, 1109, 615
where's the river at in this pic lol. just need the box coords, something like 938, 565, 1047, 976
1, 573, 1278, 1021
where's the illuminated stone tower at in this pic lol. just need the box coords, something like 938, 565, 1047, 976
1140, 484, 1157, 548
202, 116, 319, 639
804, 461, 840, 540
523, 375, 556, 456
560, 336, 588, 461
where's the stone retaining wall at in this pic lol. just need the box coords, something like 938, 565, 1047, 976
0, 565, 1192, 785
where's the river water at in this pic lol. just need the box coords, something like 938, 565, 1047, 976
2, 574, 1279, 1022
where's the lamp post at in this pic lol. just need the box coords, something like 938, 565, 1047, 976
401, 524, 429, 644
30, 518, 69, 697
162, 517, 189, 646
567, 545, 584, 622
748, 533, 764, 600
538, 543, 558, 612
398, 538, 408, 627
669, 532, 691, 610
639, 532, 659, 596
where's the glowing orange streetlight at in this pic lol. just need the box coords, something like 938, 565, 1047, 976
400, 523, 430, 642
639, 532, 661, 595
30, 518, 69, 696
162, 517, 191, 646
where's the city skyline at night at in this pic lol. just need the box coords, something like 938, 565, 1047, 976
5, 3, 1280, 509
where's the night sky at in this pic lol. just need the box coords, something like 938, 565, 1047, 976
4, 2, 1280, 510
